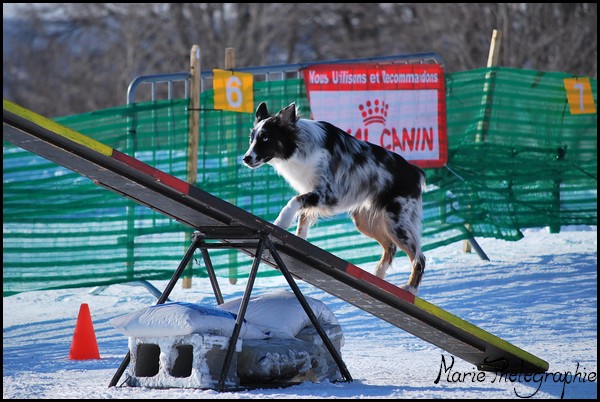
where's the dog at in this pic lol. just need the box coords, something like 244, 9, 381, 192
242, 102, 426, 294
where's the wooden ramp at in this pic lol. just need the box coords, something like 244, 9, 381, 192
3, 99, 549, 375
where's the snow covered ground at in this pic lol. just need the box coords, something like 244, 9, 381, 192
3, 226, 597, 399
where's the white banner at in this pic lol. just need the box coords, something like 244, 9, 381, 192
303, 63, 447, 168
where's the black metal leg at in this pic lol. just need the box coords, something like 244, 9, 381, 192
109, 230, 353, 391
156, 232, 204, 304
108, 352, 132, 388
461, 226, 490, 261
217, 234, 267, 391
264, 236, 353, 383
467, 238, 490, 261
108, 232, 204, 387
199, 240, 224, 305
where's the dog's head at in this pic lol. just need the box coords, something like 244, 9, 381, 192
242, 102, 299, 169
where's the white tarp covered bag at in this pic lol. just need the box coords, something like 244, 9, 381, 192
218, 290, 340, 338
110, 301, 270, 339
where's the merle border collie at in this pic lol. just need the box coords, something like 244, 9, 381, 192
243, 102, 426, 294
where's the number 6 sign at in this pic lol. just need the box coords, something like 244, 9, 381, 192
213, 69, 254, 113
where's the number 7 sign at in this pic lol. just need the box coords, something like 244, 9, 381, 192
564, 77, 596, 115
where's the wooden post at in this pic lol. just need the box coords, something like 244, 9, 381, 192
225, 47, 239, 285
464, 30, 501, 255
475, 29, 502, 144
182, 45, 201, 289
486, 29, 502, 68
188, 45, 201, 187
225, 47, 235, 71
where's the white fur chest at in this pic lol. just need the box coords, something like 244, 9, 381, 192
269, 150, 327, 194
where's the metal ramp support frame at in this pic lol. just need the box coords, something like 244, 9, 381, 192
108, 230, 352, 391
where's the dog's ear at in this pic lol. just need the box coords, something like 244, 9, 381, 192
278, 103, 298, 125
255, 102, 270, 122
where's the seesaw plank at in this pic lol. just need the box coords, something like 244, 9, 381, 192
3, 99, 549, 373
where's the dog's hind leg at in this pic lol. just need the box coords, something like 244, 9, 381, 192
392, 226, 425, 295
296, 211, 317, 239
352, 210, 397, 279
374, 243, 397, 279
406, 251, 426, 290
384, 197, 425, 295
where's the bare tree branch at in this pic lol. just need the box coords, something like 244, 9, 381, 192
3, 3, 596, 117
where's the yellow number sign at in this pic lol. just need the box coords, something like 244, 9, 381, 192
564, 77, 596, 115
213, 69, 254, 113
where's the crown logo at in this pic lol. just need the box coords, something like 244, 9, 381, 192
359, 100, 388, 126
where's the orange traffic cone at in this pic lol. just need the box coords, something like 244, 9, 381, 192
68, 303, 100, 360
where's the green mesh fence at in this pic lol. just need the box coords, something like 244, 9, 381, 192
3, 67, 597, 296
3, 100, 192, 295
439, 68, 597, 240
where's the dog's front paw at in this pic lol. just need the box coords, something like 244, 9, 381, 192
399, 284, 419, 296
274, 209, 295, 229
273, 198, 300, 229
273, 215, 289, 228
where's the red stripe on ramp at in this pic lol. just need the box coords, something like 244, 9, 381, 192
112, 150, 190, 195
345, 263, 415, 304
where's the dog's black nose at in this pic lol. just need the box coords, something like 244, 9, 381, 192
243, 155, 252, 164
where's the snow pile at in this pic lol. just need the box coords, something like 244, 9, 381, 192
109, 291, 340, 341
217, 290, 341, 339
2, 226, 597, 398
110, 301, 269, 339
